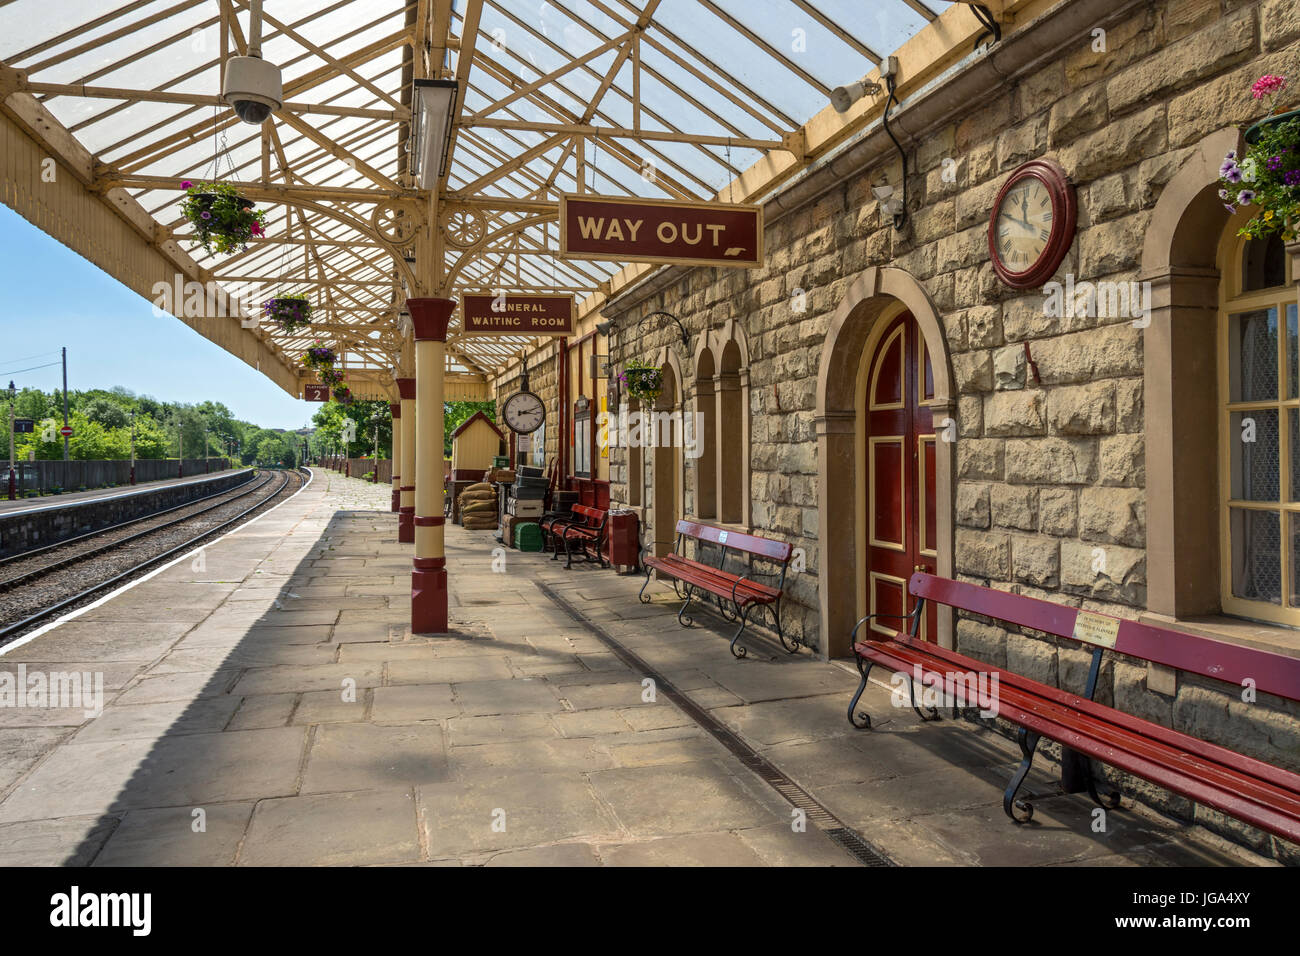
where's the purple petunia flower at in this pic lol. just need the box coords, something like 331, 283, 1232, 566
1238, 190, 1256, 205
1219, 189, 1231, 200
1224, 203, 1237, 214
1268, 155, 1284, 171
1224, 166, 1243, 184
200, 210, 211, 220
1286, 170, 1300, 186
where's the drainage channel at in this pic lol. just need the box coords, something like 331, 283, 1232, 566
534, 580, 896, 868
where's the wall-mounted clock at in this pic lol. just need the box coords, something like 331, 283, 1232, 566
502, 388, 545, 434
988, 158, 1077, 289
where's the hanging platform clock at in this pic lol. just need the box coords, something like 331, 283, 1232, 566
502, 368, 545, 435
988, 158, 1077, 289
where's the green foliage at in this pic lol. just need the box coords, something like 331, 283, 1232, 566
310, 399, 392, 459
6, 385, 288, 464
178, 180, 268, 255
1223, 117, 1300, 241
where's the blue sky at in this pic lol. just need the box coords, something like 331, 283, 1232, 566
0, 205, 316, 430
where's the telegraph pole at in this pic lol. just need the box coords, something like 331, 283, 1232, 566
7, 381, 16, 501
61, 347, 69, 461
130, 410, 137, 485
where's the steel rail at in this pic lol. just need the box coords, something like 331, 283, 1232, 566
0, 472, 273, 590
0, 469, 306, 646
0, 469, 257, 569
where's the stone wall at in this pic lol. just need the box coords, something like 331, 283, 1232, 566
594, 0, 1300, 859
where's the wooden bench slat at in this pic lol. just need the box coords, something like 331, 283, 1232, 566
909, 572, 1300, 704
859, 636, 1300, 806
860, 640, 1300, 842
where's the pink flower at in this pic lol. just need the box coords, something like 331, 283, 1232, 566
1252, 74, 1288, 99
180, 179, 193, 189
250, 221, 263, 237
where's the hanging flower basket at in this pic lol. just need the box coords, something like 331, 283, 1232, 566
264, 295, 313, 334
333, 385, 353, 404
318, 366, 345, 386
619, 359, 664, 403
1221, 74, 1300, 241
301, 342, 336, 370
178, 180, 268, 255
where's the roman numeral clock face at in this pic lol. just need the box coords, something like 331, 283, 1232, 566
503, 391, 545, 434
988, 160, 1077, 289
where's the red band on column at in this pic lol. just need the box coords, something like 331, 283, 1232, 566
397, 378, 415, 400
390, 402, 401, 418
414, 557, 447, 571
414, 515, 445, 527
407, 298, 455, 342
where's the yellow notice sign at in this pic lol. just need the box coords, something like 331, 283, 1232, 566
1072, 610, 1121, 648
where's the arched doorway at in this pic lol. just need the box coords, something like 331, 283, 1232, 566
862, 311, 938, 642
816, 267, 955, 658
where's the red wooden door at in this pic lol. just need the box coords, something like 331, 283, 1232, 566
865, 312, 938, 641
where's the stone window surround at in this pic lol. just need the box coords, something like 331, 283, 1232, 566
1141, 126, 1300, 664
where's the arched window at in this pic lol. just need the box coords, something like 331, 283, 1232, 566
1219, 229, 1298, 625
694, 348, 718, 519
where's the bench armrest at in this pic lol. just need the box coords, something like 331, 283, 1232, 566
850, 611, 914, 646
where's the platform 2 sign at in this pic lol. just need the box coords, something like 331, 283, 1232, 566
304, 384, 330, 402
559, 194, 764, 269
460, 293, 574, 336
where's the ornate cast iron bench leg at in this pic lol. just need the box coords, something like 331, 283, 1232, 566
677, 585, 697, 627
1003, 726, 1041, 823
729, 603, 754, 659
638, 561, 655, 604
848, 654, 874, 729
906, 673, 941, 723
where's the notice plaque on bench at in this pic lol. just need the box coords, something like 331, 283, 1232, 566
1071, 610, 1120, 648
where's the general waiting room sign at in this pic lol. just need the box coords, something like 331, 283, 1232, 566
560, 194, 764, 268
461, 293, 575, 336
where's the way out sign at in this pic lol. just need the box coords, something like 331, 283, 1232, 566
560, 194, 763, 268
461, 293, 574, 336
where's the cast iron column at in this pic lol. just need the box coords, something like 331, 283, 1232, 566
390, 401, 401, 513
408, 298, 453, 634
397, 377, 416, 544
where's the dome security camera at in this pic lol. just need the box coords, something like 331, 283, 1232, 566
222, 55, 283, 125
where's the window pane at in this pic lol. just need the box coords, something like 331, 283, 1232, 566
1230, 409, 1279, 501
1292, 513, 1300, 607
1228, 308, 1279, 402
1292, 409, 1300, 502
1290, 304, 1299, 400
1230, 508, 1281, 604
1242, 234, 1287, 291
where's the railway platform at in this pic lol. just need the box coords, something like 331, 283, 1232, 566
0, 470, 1268, 867
0, 467, 248, 515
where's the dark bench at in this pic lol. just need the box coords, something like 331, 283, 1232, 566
641, 519, 797, 659
549, 504, 608, 569
847, 572, 1300, 844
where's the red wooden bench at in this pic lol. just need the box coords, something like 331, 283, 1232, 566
848, 572, 1300, 844
640, 519, 797, 659
549, 504, 608, 569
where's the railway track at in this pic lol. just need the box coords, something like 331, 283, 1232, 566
0, 467, 307, 647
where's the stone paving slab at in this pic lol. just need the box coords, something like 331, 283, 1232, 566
0, 469, 1271, 866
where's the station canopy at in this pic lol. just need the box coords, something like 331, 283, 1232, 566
0, 0, 1013, 391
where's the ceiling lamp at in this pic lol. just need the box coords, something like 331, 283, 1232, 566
222, 0, 283, 125
409, 79, 459, 189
